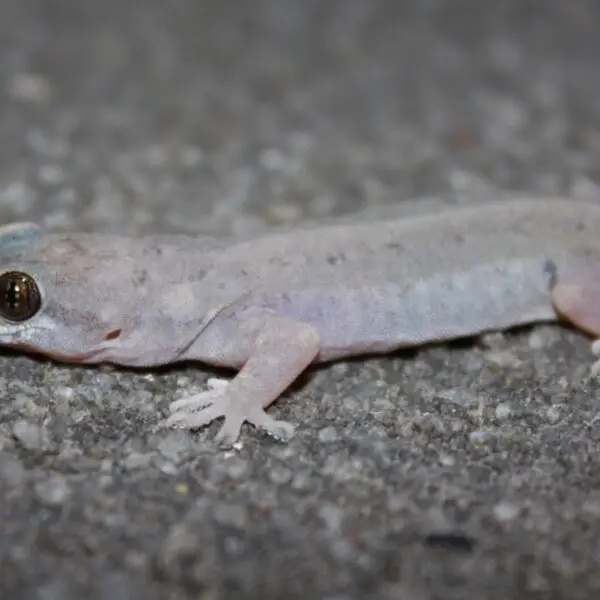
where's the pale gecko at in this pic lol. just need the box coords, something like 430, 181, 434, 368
0, 197, 599, 446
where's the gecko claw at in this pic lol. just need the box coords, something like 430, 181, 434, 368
164, 378, 295, 444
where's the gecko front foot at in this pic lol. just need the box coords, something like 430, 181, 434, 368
165, 378, 295, 446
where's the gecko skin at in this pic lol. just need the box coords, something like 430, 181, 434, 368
0, 198, 600, 446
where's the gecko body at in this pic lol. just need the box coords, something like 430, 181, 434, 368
0, 198, 600, 445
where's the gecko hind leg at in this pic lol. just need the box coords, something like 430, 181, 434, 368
164, 318, 321, 447
551, 272, 600, 377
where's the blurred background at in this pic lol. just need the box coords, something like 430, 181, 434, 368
1, 1, 598, 234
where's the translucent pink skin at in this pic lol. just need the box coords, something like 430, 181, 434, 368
1, 197, 600, 446
553, 265, 600, 336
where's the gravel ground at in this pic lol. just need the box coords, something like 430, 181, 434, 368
1, 1, 600, 599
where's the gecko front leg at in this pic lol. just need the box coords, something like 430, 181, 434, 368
165, 317, 321, 446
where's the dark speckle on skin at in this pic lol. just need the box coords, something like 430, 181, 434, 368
142, 245, 163, 258
62, 238, 86, 255
269, 256, 291, 267
186, 269, 208, 283
385, 242, 404, 253
453, 233, 465, 244
280, 292, 292, 307
575, 221, 585, 232
133, 268, 148, 286
543, 258, 558, 290
327, 252, 347, 265
509, 220, 530, 237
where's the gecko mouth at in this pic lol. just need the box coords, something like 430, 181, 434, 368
1, 340, 97, 364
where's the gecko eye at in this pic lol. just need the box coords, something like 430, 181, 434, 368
0, 271, 41, 322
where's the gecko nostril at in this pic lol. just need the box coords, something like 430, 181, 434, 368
103, 328, 122, 341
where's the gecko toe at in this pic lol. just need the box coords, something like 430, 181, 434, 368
164, 402, 225, 430
247, 410, 295, 442
214, 407, 295, 445
214, 417, 244, 448
169, 378, 230, 413
232, 399, 296, 441
263, 419, 295, 442
169, 396, 210, 413
206, 378, 230, 390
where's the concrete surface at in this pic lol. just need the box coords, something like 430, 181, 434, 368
0, 1, 600, 598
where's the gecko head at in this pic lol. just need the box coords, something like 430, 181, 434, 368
0, 267, 97, 362
0, 222, 118, 363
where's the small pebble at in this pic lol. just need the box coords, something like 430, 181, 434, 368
34, 475, 72, 506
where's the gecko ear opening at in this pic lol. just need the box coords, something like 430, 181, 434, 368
103, 328, 122, 341
552, 280, 600, 337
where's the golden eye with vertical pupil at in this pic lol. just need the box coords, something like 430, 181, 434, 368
0, 271, 41, 322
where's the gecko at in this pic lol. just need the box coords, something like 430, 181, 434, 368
0, 197, 599, 447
